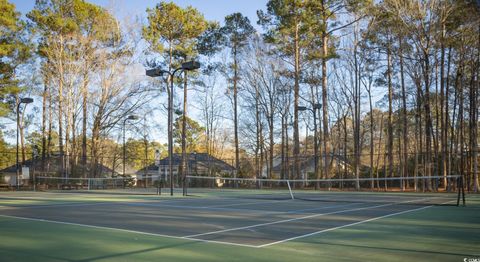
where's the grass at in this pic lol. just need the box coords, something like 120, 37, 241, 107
0, 193, 478, 262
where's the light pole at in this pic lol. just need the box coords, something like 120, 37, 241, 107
146, 60, 200, 196
123, 115, 138, 180
298, 103, 321, 189
16, 97, 34, 190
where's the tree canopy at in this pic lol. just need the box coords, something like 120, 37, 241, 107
0, 0, 29, 116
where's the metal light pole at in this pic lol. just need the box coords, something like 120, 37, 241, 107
16, 97, 34, 190
146, 61, 200, 196
123, 115, 138, 178
298, 103, 321, 189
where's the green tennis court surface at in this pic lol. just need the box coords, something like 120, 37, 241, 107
0, 191, 479, 261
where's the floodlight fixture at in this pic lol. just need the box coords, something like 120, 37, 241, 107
127, 115, 139, 120
297, 106, 308, 111
181, 61, 201, 71
146, 68, 164, 77
20, 97, 34, 104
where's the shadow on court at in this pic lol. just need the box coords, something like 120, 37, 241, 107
310, 241, 475, 257
72, 242, 199, 262
0, 191, 459, 247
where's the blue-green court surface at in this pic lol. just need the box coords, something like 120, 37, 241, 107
0, 191, 478, 261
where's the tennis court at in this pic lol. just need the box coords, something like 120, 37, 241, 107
1, 181, 479, 262
0, 191, 456, 247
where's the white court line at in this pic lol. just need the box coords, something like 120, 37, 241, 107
184, 197, 436, 238
202, 199, 284, 208
121, 199, 364, 216
257, 205, 433, 247
1, 202, 114, 209
285, 202, 364, 214
257, 199, 456, 248
0, 214, 259, 249
0, 196, 70, 200
0, 200, 455, 249
118, 202, 287, 215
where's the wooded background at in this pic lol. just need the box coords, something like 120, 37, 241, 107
0, 0, 478, 192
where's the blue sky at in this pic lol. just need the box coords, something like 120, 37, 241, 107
6, 0, 270, 144
11, 0, 268, 28
5, 0, 385, 147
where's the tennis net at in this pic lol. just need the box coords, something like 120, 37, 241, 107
34, 176, 167, 195
185, 175, 465, 206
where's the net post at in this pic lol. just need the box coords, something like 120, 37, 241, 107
457, 176, 466, 207
159, 175, 162, 195
286, 180, 294, 200
183, 175, 188, 196
182, 174, 186, 197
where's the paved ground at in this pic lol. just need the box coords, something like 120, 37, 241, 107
0, 192, 458, 248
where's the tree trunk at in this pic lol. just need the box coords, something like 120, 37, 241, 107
41, 78, 48, 171
268, 110, 274, 179
310, 84, 320, 189
434, 57, 440, 191
91, 112, 102, 178
233, 46, 240, 185
399, 36, 408, 191
423, 48, 434, 191
285, 112, 289, 180
58, 35, 65, 177
144, 134, 148, 188
386, 41, 394, 183
256, 83, 262, 182
451, 62, 461, 188
65, 77, 72, 179
445, 47, 452, 191
414, 79, 421, 192
368, 88, 374, 189
473, 25, 480, 193
440, 27, 447, 190
322, 32, 330, 180
343, 115, 348, 187
474, 25, 480, 192
459, 72, 464, 192
353, 28, 360, 190
469, 60, 478, 192
375, 115, 384, 190
47, 82, 53, 171
281, 112, 285, 180
82, 73, 88, 177
72, 113, 77, 174
293, 23, 301, 180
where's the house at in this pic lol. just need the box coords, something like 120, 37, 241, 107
267, 154, 370, 180
0, 157, 119, 186
135, 153, 235, 185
